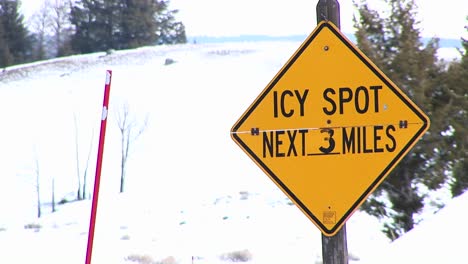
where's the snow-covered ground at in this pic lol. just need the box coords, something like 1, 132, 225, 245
360, 191, 468, 263
0, 40, 464, 263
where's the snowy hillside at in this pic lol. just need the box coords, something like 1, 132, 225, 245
0, 41, 464, 263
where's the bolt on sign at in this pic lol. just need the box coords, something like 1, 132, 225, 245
230, 21, 430, 236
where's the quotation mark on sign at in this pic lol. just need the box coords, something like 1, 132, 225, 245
399, 120, 408, 129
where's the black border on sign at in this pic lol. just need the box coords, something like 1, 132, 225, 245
231, 22, 430, 236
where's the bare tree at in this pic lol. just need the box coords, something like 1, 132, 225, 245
33, 147, 42, 218
74, 112, 96, 201
29, 0, 52, 60
82, 129, 95, 199
50, 0, 73, 57
73, 113, 83, 201
115, 102, 148, 193
28, 0, 72, 59
51, 178, 56, 213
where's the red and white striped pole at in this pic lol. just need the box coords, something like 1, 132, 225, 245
85, 70, 112, 264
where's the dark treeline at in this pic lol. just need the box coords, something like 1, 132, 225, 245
0, 0, 186, 67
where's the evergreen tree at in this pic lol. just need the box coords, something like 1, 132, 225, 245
0, 0, 32, 67
445, 18, 468, 197
119, 0, 158, 49
70, 0, 106, 53
0, 14, 14, 67
70, 0, 186, 53
99, 0, 121, 50
353, 0, 451, 240
152, 1, 186, 45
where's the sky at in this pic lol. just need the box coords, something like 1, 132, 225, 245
19, 0, 467, 40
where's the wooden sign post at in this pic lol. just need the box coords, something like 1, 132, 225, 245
316, 1, 348, 263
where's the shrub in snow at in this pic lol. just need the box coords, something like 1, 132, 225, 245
157, 256, 177, 264
125, 254, 177, 264
239, 191, 249, 200
24, 223, 41, 230
164, 58, 176, 65
220, 249, 252, 262
58, 198, 69, 205
125, 254, 155, 264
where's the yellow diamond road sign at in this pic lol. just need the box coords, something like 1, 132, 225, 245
230, 21, 430, 236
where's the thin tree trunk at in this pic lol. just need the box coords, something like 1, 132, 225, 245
74, 113, 82, 200
35, 157, 41, 218
120, 138, 126, 193
83, 130, 94, 199
52, 178, 56, 213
